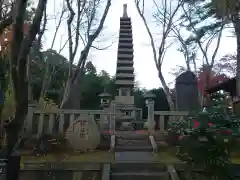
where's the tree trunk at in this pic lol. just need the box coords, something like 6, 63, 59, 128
7, 0, 47, 155
38, 61, 49, 102
0, 104, 4, 147
158, 71, 175, 110
5, 81, 28, 154
232, 17, 240, 115
203, 65, 213, 107
60, 65, 85, 109
61, 82, 81, 109
60, 79, 72, 108
234, 17, 240, 98
60, 49, 88, 110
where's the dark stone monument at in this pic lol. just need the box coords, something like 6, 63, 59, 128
175, 71, 200, 111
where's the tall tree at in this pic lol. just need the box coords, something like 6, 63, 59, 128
60, 0, 112, 109
6, 0, 47, 155
37, 4, 67, 101
182, 0, 240, 99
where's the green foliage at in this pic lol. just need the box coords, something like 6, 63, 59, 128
80, 71, 114, 110
28, 48, 170, 112
214, 54, 237, 76
168, 92, 240, 179
29, 49, 69, 101
181, 0, 232, 50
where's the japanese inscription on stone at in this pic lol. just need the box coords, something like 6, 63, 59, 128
66, 114, 100, 151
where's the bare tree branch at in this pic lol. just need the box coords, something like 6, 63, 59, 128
50, 5, 67, 49
65, 0, 76, 78
60, 0, 112, 109
135, 0, 182, 110
91, 44, 111, 50
36, 7, 47, 49
39, 4, 67, 101
210, 23, 224, 67
70, 0, 111, 84
182, 5, 225, 67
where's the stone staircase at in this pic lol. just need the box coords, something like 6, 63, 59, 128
110, 163, 170, 180
107, 131, 175, 180
115, 132, 152, 152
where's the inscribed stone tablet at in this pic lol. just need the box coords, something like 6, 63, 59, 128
66, 114, 100, 151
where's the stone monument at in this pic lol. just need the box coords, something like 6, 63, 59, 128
175, 71, 200, 111
66, 114, 100, 151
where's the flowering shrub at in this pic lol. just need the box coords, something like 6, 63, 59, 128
167, 95, 240, 179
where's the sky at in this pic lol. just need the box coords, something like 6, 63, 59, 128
43, 0, 237, 90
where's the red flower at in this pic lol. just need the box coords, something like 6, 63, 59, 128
193, 119, 200, 129
204, 91, 209, 97
178, 135, 184, 140
222, 129, 232, 135
208, 122, 214, 127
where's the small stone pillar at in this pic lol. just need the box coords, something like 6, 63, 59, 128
109, 101, 116, 134
144, 92, 155, 135
99, 91, 112, 133
26, 101, 38, 133
233, 97, 240, 116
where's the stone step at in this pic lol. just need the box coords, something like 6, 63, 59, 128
115, 146, 153, 152
117, 137, 149, 141
111, 163, 165, 172
116, 138, 152, 152
116, 133, 149, 140
110, 172, 170, 180
114, 152, 158, 163
117, 139, 150, 145
111, 172, 168, 176
110, 163, 170, 180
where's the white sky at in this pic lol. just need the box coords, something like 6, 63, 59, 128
43, 0, 237, 90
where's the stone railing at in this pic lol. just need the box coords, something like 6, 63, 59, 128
154, 111, 189, 132
25, 104, 116, 137
143, 93, 189, 134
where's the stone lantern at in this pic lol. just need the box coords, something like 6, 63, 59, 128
144, 92, 156, 104
99, 90, 112, 133
144, 92, 156, 134
99, 90, 112, 108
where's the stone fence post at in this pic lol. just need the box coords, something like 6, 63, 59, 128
26, 101, 37, 133
144, 92, 155, 135
99, 91, 113, 134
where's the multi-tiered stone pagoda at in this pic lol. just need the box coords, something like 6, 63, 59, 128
114, 4, 142, 129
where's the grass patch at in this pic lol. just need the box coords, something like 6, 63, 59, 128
154, 151, 180, 164
230, 157, 240, 164
21, 151, 114, 163
154, 151, 240, 165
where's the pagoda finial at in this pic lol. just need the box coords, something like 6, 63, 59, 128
123, 4, 128, 17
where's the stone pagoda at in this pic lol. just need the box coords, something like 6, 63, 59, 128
114, 4, 142, 130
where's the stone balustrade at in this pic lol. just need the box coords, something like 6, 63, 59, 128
25, 106, 115, 137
